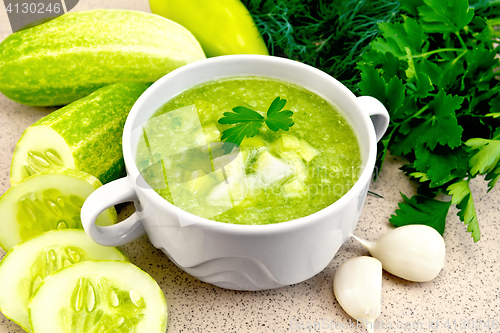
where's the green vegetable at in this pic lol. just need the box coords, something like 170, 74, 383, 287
29, 260, 168, 333
252, 151, 292, 185
357, 0, 500, 242
0, 169, 117, 251
10, 82, 147, 185
218, 97, 294, 146
448, 180, 479, 238
0, 9, 205, 106
389, 193, 452, 236
149, 0, 268, 57
279, 134, 301, 151
243, 0, 500, 92
0, 230, 127, 332
282, 178, 306, 195
242, 0, 402, 91
298, 139, 318, 162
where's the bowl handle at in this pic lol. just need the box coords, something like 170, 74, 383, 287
81, 177, 145, 246
356, 96, 390, 142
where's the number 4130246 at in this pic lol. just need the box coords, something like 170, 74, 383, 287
443, 318, 499, 330
5, 2, 62, 14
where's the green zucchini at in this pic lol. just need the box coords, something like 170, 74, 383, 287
0, 169, 117, 251
10, 82, 147, 185
0, 9, 205, 106
0, 230, 127, 332
29, 260, 168, 333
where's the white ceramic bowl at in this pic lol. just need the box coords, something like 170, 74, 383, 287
81, 55, 389, 291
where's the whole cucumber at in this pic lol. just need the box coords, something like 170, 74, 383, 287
10, 82, 148, 185
0, 9, 205, 106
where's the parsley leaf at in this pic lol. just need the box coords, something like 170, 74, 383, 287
218, 97, 294, 146
391, 91, 464, 157
447, 180, 481, 242
265, 97, 294, 132
485, 166, 500, 191
490, 96, 500, 115
389, 193, 451, 235
372, 17, 428, 58
404, 48, 434, 98
220, 122, 263, 147
218, 106, 264, 124
413, 145, 468, 185
420, 90, 464, 150
399, 0, 424, 16
419, 0, 475, 33
358, 66, 406, 120
466, 138, 500, 175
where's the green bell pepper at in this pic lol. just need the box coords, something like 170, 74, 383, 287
149, 0, 269, 57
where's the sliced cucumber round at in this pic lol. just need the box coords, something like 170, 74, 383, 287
10, 125, 75, 183
29, 260, 168, 333
0, 169, 117, 251
0, 230, 127, 332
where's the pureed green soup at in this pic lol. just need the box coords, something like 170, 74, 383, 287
136, 77, 362, 225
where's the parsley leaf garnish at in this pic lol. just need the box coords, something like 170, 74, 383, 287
218, 97, 294, 146
389, 193, 451, 236
265, 97, 294, 131
218, 106, 264, 124
219, 122, 263, 148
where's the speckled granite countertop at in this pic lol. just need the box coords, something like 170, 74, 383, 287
1, 1, 499, 332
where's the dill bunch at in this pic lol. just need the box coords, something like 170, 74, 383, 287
242, 0, 500, 93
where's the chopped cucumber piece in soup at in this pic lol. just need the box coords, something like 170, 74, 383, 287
0, 169, 116, 251
186, 169, 208, 194
279, 134, 301, 152
291, 158, 308, 181
218, 152, 246, 178
299, 139, 319, 162
0, 230, 127, 332
240, 137, 267, 148
252, 151, 292, 185
279, 150, 302, 161
207, 176, 248, 207
283, 178, 306, 195
28, 260, 168, 333
202, 123, 220, 142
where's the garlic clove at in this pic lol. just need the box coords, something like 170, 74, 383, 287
333, 256, 382, 333
354, 225, 446, 282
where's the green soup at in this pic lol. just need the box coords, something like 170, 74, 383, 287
136, 77, 362, 225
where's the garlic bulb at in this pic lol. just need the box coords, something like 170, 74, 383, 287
353, 225, 446, 282
333, 256, 382, 333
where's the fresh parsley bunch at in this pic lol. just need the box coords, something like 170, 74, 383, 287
357, 0, 500, 242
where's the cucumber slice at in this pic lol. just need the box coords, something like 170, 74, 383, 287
10, 82, 147, 185
29, 260, 168, 333
282, 178, 306, 196
202, 123, 220, 142
240, 137, 267, 148
298, 139, 319, 162
0, 230, 127, 332
279, 134, 301, 152
252, 151, 292, 185
0, 169, 117, 251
